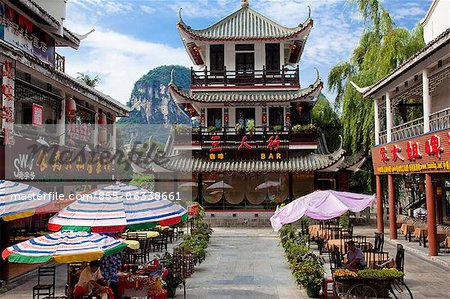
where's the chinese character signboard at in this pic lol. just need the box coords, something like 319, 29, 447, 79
5, 136, 115, 181
32, 103, 43, 127
206, 133, 287, 161
0, 2, 56, 65
2, 59, 14, 145
372, 130, 450, 174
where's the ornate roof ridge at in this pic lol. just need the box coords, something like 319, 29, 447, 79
177, 4, 312, 41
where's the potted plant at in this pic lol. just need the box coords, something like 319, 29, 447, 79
207, 126, 216, 133
273, 125, 283, 133
292, 254, 324, 298
246, 119, 255, 135
159, 252, 184, 299
235, 123, 243, 134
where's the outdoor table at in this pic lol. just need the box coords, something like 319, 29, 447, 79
124, 240, 140, 250
413, 227, 427, 239
445, 237, 450, 249
155, 225, 170, 231
308, 225, 320, 238
122, 231, 160, 238
327, 239, 373, 253
400, 224, 415, 241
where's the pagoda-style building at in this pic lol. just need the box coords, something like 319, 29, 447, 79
162, 0, 362, 210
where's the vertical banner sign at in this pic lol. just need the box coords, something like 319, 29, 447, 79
2, 60, 14, 145
32, 103, 44, 127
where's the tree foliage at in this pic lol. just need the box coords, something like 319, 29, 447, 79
77, 72, 101, 87
329, 0, 425, 154
311, 94, 341, 152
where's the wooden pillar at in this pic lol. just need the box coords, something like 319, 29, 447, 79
197, 173, 203, 205
288, 173, 294, 202
376, 175, 384, 233
388, 174, 397, 239
425, 174, 438, 256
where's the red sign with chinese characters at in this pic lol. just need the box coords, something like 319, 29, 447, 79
2, 59, 14, 145
32, 103, 43, 127
372, 130, 450, 174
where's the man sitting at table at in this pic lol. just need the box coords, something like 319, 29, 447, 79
73, 260, 114, 299
345, 241, 367, 270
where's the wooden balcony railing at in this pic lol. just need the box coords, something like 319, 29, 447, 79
174, 125, 317, 146
191, 65, 300, 87
55, 52, 65, 72
378, 107, 450, 144
391, 117, 424, 142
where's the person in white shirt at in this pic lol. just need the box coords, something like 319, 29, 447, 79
73, 260, 114, 299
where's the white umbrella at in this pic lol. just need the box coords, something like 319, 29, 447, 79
178, 182, 198, 189
255, 180, 281, 190
206, 181, 233, 190
270, 190, 375, 231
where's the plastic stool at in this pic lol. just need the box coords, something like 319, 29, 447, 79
323, 278, 334, 298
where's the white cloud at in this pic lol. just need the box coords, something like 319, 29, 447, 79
69, 0, 133, 16
393, 6, 427, 20
60, 4, 191, 104
140, 5, 156, 15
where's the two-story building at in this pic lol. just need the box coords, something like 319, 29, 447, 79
356, 0, 450, 256
0, 0, 129, 281
163, 0, 364, 212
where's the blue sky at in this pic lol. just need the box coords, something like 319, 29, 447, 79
59, 0, 432, 104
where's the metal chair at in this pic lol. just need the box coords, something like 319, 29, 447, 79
33, 265, 56, 299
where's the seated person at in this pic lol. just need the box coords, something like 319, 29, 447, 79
73, 260, 114, 299
345, 241, 367, 270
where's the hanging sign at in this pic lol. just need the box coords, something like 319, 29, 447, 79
0, 2, 56, 65
32, 103, 44, 127
2, 59, 14, 145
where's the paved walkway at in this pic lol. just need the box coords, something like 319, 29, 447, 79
1, 227, 449, 299
185, 227, 305, 299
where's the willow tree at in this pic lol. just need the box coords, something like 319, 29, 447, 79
328, 0, 425, 154
328, 0, 425, 190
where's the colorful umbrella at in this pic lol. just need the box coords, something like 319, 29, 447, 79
0, 180, 50, 221
2, 231, 126, 264
48, 183, 188, 233
270, 190, 375, 231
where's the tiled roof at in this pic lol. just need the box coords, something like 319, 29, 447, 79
363, 27, 450, 97
169, 75, 322, 104
161, 148, 345, 173
178, 5, 312, 41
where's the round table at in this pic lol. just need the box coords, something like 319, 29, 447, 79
124, 240, 140, 250
122, 231, 160, 238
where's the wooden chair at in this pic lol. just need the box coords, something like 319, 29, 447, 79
395, 244, 405, 272
33, 265, 56, 299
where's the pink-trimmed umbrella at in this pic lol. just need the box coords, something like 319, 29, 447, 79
270, 190, 375, 231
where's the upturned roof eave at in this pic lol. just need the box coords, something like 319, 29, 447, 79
177, 6, 313, 42
168, 80, 323, 104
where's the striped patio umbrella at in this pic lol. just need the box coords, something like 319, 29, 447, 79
48, 183, 188, 233
0, 180, 50, 221
2, 231, 126, 264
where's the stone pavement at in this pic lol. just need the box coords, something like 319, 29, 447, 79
185, 227, 305, 298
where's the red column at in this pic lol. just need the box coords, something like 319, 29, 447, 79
425, 174, 438, 256
388, 175, 397, 239
376, 175, 384, 233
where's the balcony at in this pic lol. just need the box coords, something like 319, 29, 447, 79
191, 66, 300, 88
55, 52, 65, 72
379, 107, 450, 144
174, 125, 317, 148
